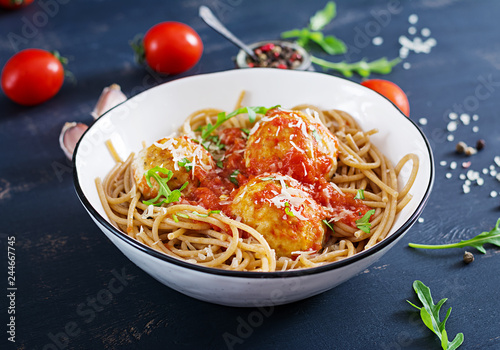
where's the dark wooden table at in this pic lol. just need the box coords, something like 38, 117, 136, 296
1, 0, 499, 349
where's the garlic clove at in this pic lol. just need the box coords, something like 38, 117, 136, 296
91, 83, 127, 120
59, 122, 89, 160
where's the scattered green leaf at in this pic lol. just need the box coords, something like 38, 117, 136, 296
142, 166, 188, 206
408, 218, 500, 254
354, 189, 365, 200
229, 169, 240, 186
311, 56, 401, 78
178, 157, 193, 172
200, 106, 278, 140
408, 280, 464, 350
355, 209, 375, 233
309, 1, 336, 31
322, 219, 334, 232
284, 202, 295, 217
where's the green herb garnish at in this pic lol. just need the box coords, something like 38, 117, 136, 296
193, 210, 222, 218
216, 160, 224, 169
172, 214, 179, 223
408, 280, 464, 350
177, 213, 189, 219
229, 169, 240, 186
281, 1, 346, 55
200, 106, 278, 140
178, 157, 193, 172
142, 166, 188, 206
311, 129, 321, 143
354, 189, 365, 200
311, 56, 401, 78
409, 218, 500, 254
355, 209, 375, 233
284, 202, 295, 217
322, 219, 334, 232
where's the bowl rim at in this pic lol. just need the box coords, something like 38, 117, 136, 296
73, 68, 435, 279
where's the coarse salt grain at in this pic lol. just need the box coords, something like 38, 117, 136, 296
447, 134, 454, 142
421, 28, 431, 37
472, 114, 479, 121
440, 160, 447, 166
372, 36, 383, 46
419, 118, 427, 125
477, 178, 484, 186
463, 184, 470, 194
408, 26, 417, 35
491, 191, 498, 198
409, 14, 418, 24
459, 174, 466, 180
418, 217, 425, 223
494, 156, 500, 167
472, 126, 479, 133
450, 161, 457, 169
491, 170, 498, 177
403, 62, 411, 70
449, 112, 458, 120
496, 173, 500, 182
445, 173, 452, 179
459, 113, 470, 125
447, 121, 458, 132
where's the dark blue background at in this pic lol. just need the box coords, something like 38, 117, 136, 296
1, 0, 499, 349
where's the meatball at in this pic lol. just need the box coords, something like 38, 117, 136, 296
244, 108, 338, 183
132, 136, 214, 199
229, 174, 327, 258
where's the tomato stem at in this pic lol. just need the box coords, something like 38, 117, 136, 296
129, 34, 146, 65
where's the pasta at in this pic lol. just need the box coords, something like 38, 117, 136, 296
96, 92, 419, 272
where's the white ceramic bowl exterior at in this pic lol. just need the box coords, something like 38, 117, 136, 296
74, 69, 434, 307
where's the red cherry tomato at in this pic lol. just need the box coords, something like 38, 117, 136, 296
0, 0, 33, 9
1, 49, 65, 106
361, 79, 410, 117
140, 22, 203, 75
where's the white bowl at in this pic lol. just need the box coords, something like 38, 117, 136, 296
73, 69, 434, 307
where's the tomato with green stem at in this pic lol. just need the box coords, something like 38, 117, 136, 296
1, 49, 66, 106
361, 79, 410, 117
131, 22, 203, 75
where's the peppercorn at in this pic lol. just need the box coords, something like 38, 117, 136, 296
463, 251, 474, 264
476, 139, 485, 151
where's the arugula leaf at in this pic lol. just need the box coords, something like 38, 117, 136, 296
311, 56, 401, 77
408, 218, 500, 254
309, 1, 336, 31
355, 209, 375, 233
142, 166, 188, 206
354, 189, 365, 200
281, 29, 346, 55
408, 280, 464, 350
200, 106, 278, 140
178, 157, 193, 172
322, 219, 334, 232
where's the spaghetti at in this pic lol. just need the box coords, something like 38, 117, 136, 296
96, 93, 419, 272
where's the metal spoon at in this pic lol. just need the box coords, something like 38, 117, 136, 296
199, 5, 258, 61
